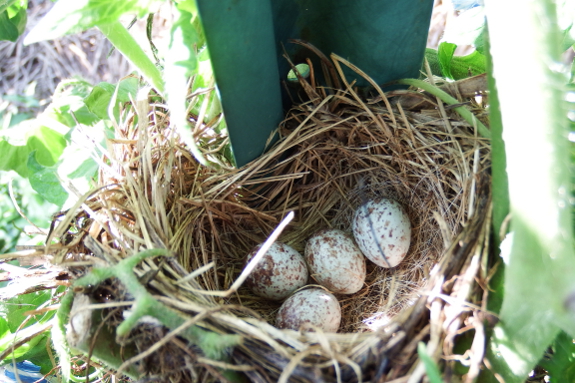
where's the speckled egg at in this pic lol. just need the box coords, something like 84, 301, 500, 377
276, 288, 341, 332
304, 229, 366, 294
352, 198, 411, 268
245, 242, 308, 300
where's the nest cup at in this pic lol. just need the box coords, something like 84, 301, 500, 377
48, 52, 492, 382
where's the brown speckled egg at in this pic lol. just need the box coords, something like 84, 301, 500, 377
245, 242, 308, 300
353, 198, 411, 268
305, 229, 366, 294
276, 288, 341, 332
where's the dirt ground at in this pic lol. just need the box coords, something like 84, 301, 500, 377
0, 0, 458, 114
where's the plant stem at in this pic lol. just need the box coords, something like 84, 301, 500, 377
98, 21, 165, 95
396, 78, 491, 139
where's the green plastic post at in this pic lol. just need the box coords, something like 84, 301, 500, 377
196, 0, 284, 167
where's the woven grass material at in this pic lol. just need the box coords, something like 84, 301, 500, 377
42, 54, 492, 382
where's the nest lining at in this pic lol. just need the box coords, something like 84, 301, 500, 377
41, 55, 491, 382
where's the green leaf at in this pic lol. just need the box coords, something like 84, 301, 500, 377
539, 331, 575, 382
0, 316, 10, 338
168, 9, 199, 76
84, 77, 139, 120
28, 151, 68, 207
436, 42, 486, 80
423, 48, 442, 78
164, 7, 207, 165
485, 29, 509, 245
438, 42, 457, 79
2, 291, 51, 332
0, 125, 67, 177
174, 0, 197, 15
24, 0, 163, 44
0, 323, 48, 360
485, 0, 575, 380
43, 79, 99, 128
0, 0, 18, 15
0, 6, 26, 42
98, 21, 164, 94
449, 50, 487, 79
18, 336, 54, 374
417, 342, 443, 383
67, 158, 98, 180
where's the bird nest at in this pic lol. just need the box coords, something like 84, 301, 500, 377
38, 54, 491, 383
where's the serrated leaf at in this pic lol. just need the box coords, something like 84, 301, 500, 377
24, 0, 163, 44
27, 151, 68, 207
84, 77, 139, 120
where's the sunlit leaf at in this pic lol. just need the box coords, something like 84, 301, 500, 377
84, 77, 139, 120
417, 342, 443, 383
0, 6, 26, 42
0, 125, 66, 177
539, 331, 575, 382
438, 42, 457, 79
484, 0, 575, 381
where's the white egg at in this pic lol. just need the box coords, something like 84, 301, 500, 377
352, 198, 411, 268
245, 242, 308, 300
305, 229, 366, 294
276, 288, 341, 332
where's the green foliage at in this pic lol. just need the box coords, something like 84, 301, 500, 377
417, 342, 443, 383
27, 150, 68, 206
0, 174, 54, 254
539, 331, 575, 382
424, 3, 488, 81
0, 0, 27, 42
97, 21, 164, 94
84, 77, 139, 120
0, 124, 66, 178
1, 290, 54, 332
0, 291, 55, 368
483, 0, 575, 381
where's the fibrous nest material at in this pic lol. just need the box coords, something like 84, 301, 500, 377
41, 52, 492, 383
